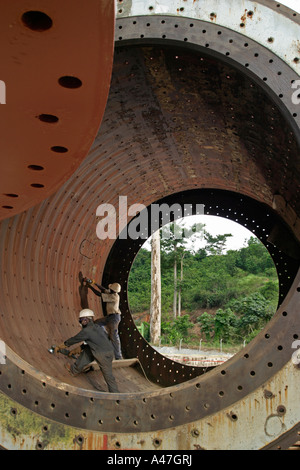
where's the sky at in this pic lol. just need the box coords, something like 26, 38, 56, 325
143, 215, 254, 253
276, 0, 300, 13
182, 215, 253, 252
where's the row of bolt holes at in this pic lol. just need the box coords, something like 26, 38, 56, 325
11, 406, 287, 450
2, 11, 83, 210
2, 317, 295, 424
117, 19, 300, 66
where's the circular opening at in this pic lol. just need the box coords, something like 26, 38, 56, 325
58, 76, 82, 89
21, 11, 53, 31
128, 214, 279, 368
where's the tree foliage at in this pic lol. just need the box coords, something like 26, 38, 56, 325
128, 230, 279, 346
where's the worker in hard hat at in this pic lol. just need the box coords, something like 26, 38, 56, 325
84, 279, 123, 360
56, 308, 119, 393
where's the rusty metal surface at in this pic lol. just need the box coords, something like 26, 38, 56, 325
0, 0, 115, 220
116, 0, 300, 74
1, 2, 300, 450
1, 348, 300, 450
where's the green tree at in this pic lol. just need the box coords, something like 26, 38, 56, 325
161, 314, 194, 346
231, 292, 273, 337
236, 237, 275, 274
197, 312, 215, 340
161, 221, 204, 317
214, 308, 237, 341
204, 231, 233, 255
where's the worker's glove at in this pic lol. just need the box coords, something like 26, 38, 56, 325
54, 343, 66, 354
69, 346, 82, 356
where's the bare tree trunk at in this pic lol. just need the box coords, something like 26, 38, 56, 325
150, 230, 161, 345
173, 255, 177, 319
178, 256, 183, 317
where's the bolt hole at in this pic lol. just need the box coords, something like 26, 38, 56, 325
51, 146, 68, 153
153, 438, 161, 448
28, 165, 44, 171
38, 114, 59, 123
58, 76, 82, 89
277, 405, 286, 415
228, 412, 238, 421
21, 11, 53, 31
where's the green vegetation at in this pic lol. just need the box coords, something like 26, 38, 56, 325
128, 231, 279, 350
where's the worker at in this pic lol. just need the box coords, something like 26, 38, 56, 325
84, 278, 123, 360
55, 308, 119, 393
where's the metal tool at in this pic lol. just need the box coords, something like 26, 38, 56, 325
48, 346, 78, 359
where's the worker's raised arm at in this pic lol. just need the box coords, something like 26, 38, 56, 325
87, 283, 102, 297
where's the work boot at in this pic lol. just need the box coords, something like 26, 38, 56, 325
65, 362, 77, 376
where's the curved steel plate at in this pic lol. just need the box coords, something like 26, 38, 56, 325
1, 1, 300, 450
0, 0, 115, 220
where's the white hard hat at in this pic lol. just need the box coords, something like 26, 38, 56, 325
79, 308, 95, 319
109, 283, 121, 293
